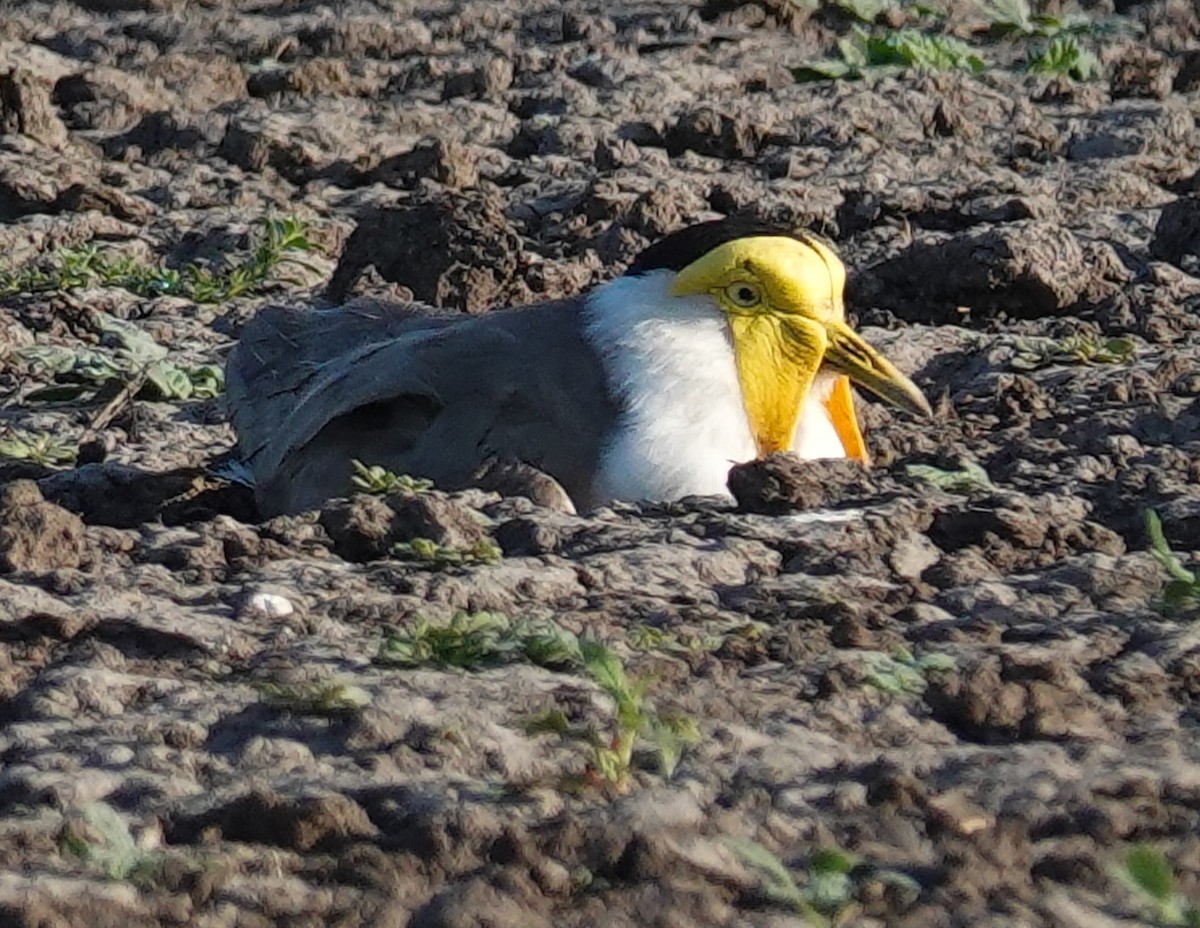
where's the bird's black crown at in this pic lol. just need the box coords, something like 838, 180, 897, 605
625, 216, 834, 276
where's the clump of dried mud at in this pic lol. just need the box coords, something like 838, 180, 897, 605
1, 1, 1200, 926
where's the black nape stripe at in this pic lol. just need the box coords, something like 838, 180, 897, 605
625, 216, 835, 276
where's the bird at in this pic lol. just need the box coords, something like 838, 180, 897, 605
225, 217, 932, 517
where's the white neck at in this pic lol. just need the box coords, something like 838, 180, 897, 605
583, 272, 846, 504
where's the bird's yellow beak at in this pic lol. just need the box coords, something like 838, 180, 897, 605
671, 234, 930, 462
821, 317, 933, 420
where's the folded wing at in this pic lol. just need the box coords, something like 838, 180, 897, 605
225, 297, 617, 516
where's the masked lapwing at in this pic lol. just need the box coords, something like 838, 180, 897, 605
226, 217, 931, 517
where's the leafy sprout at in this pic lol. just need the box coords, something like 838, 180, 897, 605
863, 647, 955, 696
977, 0, 1037, 35
391, 536, 502, 569
1118, 846, 1200, 927
827, 0, 894, 23
0, 216, 320, 303
724, 839, 816, 919
0, 430, 77, 466
628, 623, 729, 655
978, 0, 1139, 40
521, 641, 700, 791
578, 640, 700, 787
794, 26, 985, 82
724, 839, 921, 924
1026, 35, 1102, 80
17, 313, 224, 404
256, 679, 371, 716
59, 802, 155, 882
1145, 510, 1199, 614
905, 460, 994, 494
1011, 334, 1136, 371
378, 611, 582, 671
350, 460, 434, 496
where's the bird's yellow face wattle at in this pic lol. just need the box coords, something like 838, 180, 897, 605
669, 234, 931, 461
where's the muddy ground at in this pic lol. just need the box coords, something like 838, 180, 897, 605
1, 0, 1200, 925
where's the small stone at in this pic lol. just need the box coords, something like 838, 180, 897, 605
927, 790, 995, 836
243, 591, 295, 619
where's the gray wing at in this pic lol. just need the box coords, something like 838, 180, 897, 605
225, 297, 619, 517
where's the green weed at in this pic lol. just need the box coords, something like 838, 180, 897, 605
256, 678, 371, 716
524, 641, 700, 791
59, 802, 157, 882
979, 0, 1136, 40
1026, 34, 1102, 80
905, 460, 994, 494
1118, 846, 1200, 927
977, 0, 1038, 35
794, 25, 984, 81
792, 0, 940, 23
1145, 510, 1200, 613
0, 216, 319, 303
58, 802, 210, 889
391, 536, 503, 569
581, 641, 698, 788
350, 460, 433, 496
724, 839, 921, 924
1010, 334, 1136, 371
827, 0, 894, 23
793, 3, 1128, 85
378, 610, 582, 671
18, 314, 224, 403
863, 647, 955, 696
628, 623, 736, 655
978, 0, 1115, 80
0, 429, 77, 466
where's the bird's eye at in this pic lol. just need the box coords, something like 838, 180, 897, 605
725, 282, 761, 308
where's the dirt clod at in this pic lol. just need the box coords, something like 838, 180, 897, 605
728, 453, 875, 514
319, 492, 487, 562
0, 480, 86, 572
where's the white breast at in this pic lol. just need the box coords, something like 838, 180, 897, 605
583, 272, 847, 503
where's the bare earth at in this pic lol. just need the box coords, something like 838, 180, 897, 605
2, 1, 1200, 926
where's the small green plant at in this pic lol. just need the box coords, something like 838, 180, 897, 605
1119, 846, 1200, 927
522, 642, 699, 790
794, 25, 985, 81
378, 610, 582, 670
18, 314, 224, 403
827, 0, 894, 22
579, 642, 699, 789
391, 536, 502, 569
183, 216, 319, 302
59, 802, 157, 881
979, 0, 1136, 40
0, 216, 319, 303
977, 0, 1038, 34
350, 460, 434, 495
1027, 34, 1102, 80
1010, 334, 1136, 371
0, 429, 77, 466
905, 460, 993, 494
628, 624, 729, 655
1145, 510, 1200, 613
862, 647, 955, 696
579, 640, 652, 787
724, 840, 921, 925
256, 678, 371, 716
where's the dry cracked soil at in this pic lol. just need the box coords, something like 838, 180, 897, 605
2, 0, 1200, 926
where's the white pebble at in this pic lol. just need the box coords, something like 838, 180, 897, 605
244, 592, 295, 618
